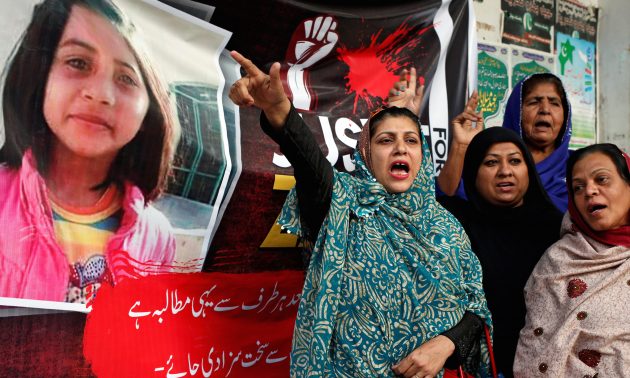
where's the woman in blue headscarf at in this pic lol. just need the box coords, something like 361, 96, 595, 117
229, 51, 493, 378
390, 71, 572, 212
501, 73, 572, 212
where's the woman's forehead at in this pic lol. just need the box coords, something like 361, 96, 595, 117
572, 152, 616, 176
372, 116, 419, 134
524, 81, 561, 98
484, 141, 522, 155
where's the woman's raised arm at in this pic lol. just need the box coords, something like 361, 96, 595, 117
437, 92, 484, 196
229, 51, 333, 240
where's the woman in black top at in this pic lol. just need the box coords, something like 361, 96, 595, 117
439, 127, 562, 377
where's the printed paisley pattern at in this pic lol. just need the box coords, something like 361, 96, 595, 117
280, 136, 492, 377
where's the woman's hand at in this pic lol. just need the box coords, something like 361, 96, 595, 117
387, 67, 424, 116
391, 335, 455, 378
229, 50, 291, 128
436, 92, 484, 195
451, 91, 484, 147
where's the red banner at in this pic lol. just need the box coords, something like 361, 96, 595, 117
84, 271, 305, 377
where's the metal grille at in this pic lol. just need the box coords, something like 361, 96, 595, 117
167, 83, 226, 205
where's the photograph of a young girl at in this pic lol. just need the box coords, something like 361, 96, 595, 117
0, 0, 183, 306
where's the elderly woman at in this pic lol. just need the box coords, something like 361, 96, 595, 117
514, 143, 630, 377
500, 73, 572, 212
389, 71, 572, 212
229, 51, 494, 378
438, 127, 562, 377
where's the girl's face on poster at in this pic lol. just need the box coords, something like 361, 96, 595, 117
571, 152, 630, 231
369, 116, 422, 194
43, 5, 149, 163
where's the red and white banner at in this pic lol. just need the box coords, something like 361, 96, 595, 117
84, 271, 304, 377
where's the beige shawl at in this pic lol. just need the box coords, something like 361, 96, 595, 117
514, 213, 630, 377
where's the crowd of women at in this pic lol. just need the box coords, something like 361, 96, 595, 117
229, 50, 630, 377
0, 0, 626, 376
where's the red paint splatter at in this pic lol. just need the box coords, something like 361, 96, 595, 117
337, 19, 434, 113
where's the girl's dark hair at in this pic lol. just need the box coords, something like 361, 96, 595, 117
368, 106, 421, 136
522, 73, 568, 148
566, 143, 630, 197
1, 0, 178, 202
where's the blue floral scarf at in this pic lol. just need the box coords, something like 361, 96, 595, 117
279, 131, 492, 377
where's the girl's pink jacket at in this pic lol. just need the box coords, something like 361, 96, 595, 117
0, 151, 176, 301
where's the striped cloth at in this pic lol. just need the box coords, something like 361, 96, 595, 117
49, 185, 122, 303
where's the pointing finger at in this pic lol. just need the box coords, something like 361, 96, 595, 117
230, 50, 263, 77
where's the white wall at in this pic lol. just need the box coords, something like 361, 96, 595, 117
473, 0, 630, 151
596, 0, 630, 152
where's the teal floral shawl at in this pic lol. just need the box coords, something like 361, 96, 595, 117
279, 131, 492, 378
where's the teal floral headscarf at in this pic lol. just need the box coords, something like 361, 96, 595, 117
279, 112, 492, 377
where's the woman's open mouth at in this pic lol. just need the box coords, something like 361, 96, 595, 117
496, 181, 515, 192
534, 120, 552, 129
587, 203, 607, 215
389, 161, 409, 179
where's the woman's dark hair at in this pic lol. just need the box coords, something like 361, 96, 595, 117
1, 0, 178, 202
522, 73, 568, 148
566, 143, 630, 197
368, 106, 421, 136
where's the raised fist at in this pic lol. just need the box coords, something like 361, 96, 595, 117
285, 16, 339, 110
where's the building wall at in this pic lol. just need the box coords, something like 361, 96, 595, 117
474, 0, 630, 152
597, 0, 630, 152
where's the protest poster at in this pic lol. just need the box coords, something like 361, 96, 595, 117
501, 0, 555, 52
556, 0, 598, 148
206, 0, 476, 272
477, 42, 511, 128
0, 0, 476, 375
84, 269, 304, 377
510, 45, 555, 87
0, 0, 230, 310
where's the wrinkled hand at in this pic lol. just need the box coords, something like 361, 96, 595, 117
229, 51, 290, 127
387, 67, 425, 116
451, 91, 484, 146
391, 335, 455, 378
